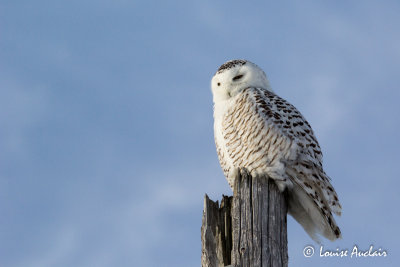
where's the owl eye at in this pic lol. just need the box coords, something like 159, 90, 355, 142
233, 74, 243, 81
217, 82, 221, 86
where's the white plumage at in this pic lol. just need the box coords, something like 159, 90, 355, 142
211, 59, 342, 242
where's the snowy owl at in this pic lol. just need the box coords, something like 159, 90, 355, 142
211, 59, 341, 242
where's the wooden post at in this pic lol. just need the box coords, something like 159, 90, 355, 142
201, 169, 288, 267
201, 195, 233, 267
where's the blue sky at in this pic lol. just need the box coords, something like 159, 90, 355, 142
1, 1, 399, 266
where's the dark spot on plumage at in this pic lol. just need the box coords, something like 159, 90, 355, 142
285, 121, 290, 125
334, 196, 338, 201
312, 174, 319, 179
304, 182, 312, 189
328, 186, 334, 192
301, 132, 306, 136
261, 104, 269, 110
266, 111, 274, 117
288, 116, 293, 120
304, 129, 310, 134
334, 229, 340, 237
328, 217, 332, 225
298, 122, 304, 126
302, 163, 311, 169
293, 123, 298, 127
216, 59, 247, 74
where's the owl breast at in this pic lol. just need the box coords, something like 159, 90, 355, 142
214, 88, 298, 188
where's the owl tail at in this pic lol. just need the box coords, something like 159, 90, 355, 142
286, 170, 341, 242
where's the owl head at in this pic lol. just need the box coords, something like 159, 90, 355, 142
211, 59, 271, 103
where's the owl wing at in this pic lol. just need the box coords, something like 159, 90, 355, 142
258, 88, 342, 216
220, 87, 341, 241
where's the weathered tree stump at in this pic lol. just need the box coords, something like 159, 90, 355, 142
201, 194, 233, 267
201, 169, 288, 267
